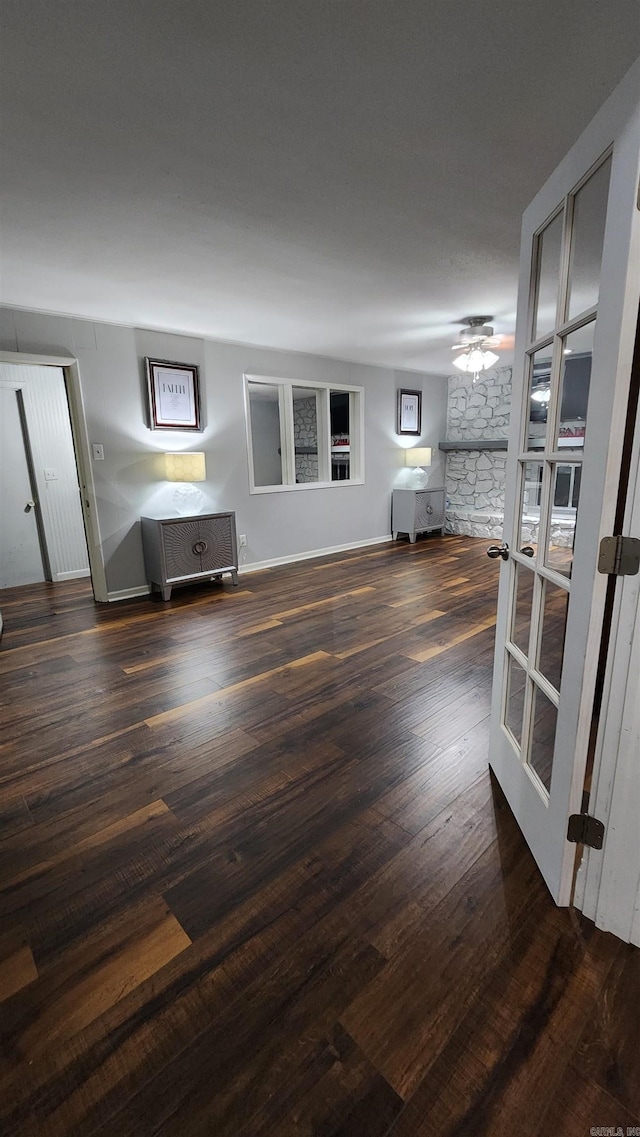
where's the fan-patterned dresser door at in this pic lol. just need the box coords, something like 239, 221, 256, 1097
415, 491, 445, 531
198, 516, 235, 571
141, 511, 238, 600
161, 520, 204, 579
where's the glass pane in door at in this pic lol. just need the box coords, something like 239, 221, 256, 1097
556, 322, 594, 451
538, 580, 570, 692
519, 461, 544, 556
511, 562, 534, 656
526, 344, 553, 451
505, 653, 527, 748
567, 156, 611, 320
528, 684, 558, 793
546, 463, 581, 577
533, 210, 564, 341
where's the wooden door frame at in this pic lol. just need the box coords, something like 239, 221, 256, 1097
574, 305, 640, 943
0, 350, 108, 602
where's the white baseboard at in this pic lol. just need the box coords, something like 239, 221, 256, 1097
107, 584, 151, 602
238, 534, 391, 575
105, 536, 392, 601
54, 568, 92, 581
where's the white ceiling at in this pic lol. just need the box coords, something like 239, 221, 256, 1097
1, 2, 639, 375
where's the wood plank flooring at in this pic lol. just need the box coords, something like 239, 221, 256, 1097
0, 535, 638, 1136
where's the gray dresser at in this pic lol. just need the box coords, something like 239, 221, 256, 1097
141, 512, 238, 600
392, 488, 445, 543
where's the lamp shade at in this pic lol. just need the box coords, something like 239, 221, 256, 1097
405, 447, 432, 468
164, 452, 206, 482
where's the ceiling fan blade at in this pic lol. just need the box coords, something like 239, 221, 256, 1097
451, 327, 514, 353
487, 333, 515, 349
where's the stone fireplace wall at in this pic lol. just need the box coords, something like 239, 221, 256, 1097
445, 366, 512, 539
293, 396, 319, 483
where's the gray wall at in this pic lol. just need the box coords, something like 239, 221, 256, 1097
0, 307, 447, 596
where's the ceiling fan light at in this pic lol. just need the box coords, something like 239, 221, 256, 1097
460, 347, 499, 373
480, 349, 500, 369
452, 317, 501, 375
453, 352, 473, 372
466, 348, 486, 372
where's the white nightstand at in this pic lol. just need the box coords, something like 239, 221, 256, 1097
392, 488, 445, 543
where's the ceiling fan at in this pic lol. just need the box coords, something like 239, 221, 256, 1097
451, 316, 508, 377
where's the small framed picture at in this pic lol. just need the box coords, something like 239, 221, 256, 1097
397, 388, 422, 435
146, 358, 202, 431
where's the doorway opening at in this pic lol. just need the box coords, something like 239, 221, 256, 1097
0, 362, 90, 591
0, 352, 107, 607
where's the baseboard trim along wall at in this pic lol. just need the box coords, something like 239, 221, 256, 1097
54, 568, 92, 581
237, 535, 391, 574
107, 584, 152, 602
106, 535, 392, 601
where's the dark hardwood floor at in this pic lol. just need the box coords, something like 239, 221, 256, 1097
0, 535, 638, 1136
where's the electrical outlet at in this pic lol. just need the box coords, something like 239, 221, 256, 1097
44, 468, 58, 481
239, 534, 247, 547
92, 443, 105, 461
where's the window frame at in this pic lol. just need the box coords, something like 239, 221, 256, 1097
244, 374, 364, 494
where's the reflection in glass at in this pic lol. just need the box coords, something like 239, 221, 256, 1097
248, 382, 283, 486
293, 387, 320, 483
519, 461, 544, 557
546, 463, 581, 577
568, 156, 611, 320
526, 344, 553, 450
505, 653, 527, 748
556, 322, 594, 451
538, 581, 570, 691
533, 211, 563, 342
529, 685, 558, 793
511, 562, 534, 657
554, 464, 581, 508
330, 391, 350, 481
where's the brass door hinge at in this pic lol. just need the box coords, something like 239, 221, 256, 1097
567, 813, 605, 849
597, 535, 640, 576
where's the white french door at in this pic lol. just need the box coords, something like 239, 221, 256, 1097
488, 60, 640, 905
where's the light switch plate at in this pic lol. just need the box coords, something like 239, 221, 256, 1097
44, 469, 58, 481
92, 443, 105, 461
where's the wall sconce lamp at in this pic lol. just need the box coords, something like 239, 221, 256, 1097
405, 446, 432, 488
164, 451, 206, 515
